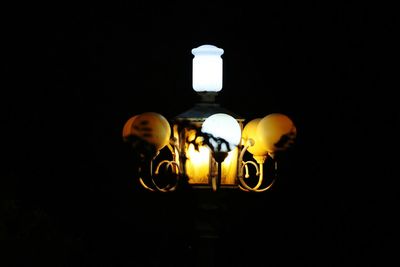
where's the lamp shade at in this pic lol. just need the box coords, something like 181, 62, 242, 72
256, 113, 296, 153
242, 118, 269, 156
122, 114, 139, 142
192, 44, 224, 92
123, 112, 171, 151
201, 113, 241, 152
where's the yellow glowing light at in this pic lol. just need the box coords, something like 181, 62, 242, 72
220, 148, 239, 185
186, 143, 211, 184
128, 112, 171, 151
122, 114, 139, 142
257, 113, 296, 153
242, 118, 269, 156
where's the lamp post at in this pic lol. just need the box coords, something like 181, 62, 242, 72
122, 44, 297, 266
122, 44, 296, 193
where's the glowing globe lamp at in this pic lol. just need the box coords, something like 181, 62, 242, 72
123, 112, 171, 151
257, 113, 296, 154
192, 44, 224, 92
242, 118, 269, 157
201, 113, 241, 153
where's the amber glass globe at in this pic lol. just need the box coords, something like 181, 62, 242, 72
242, 118, 269, 156
256, 113, 296, 153
123, 112, 171, 151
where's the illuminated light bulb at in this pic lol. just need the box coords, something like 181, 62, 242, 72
256, 113, 296, 153
242, 118, 269, 156
192, 44, 224, 92
129, 112, 171, 151
201, 113, 241, 152
122, 114, 139, 142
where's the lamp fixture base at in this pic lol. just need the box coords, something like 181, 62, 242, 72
197, 91, 218, 103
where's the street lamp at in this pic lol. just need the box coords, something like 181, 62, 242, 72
122, 44, 296, 192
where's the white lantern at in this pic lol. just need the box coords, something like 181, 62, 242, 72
192, 44, 224, 92
201, 113, 242, 152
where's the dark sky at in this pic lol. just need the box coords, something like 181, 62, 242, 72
3, 1, 399, 266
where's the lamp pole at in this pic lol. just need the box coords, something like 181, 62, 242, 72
193, 190, 228, 267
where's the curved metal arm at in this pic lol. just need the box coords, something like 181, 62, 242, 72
138, 160, 158, 192
238, 161, 262, 192
238, 154, 278, 193
139, 178, 156, 192
137, 144, 181, 192
153, 160, 181, 192
237, 142, 251, 180
243, 161, 259, 178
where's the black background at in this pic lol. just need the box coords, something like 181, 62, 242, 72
3, 1, 399, 266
